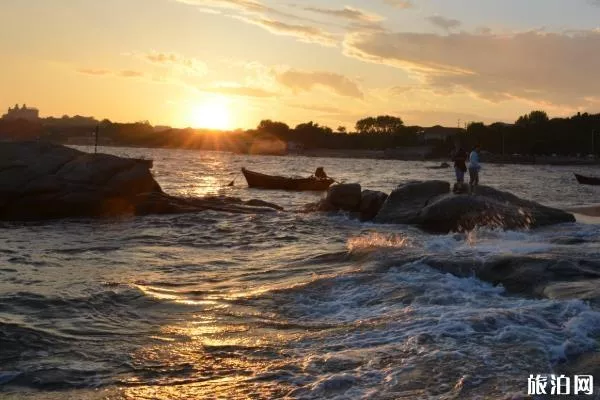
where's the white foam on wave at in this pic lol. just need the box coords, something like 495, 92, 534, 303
416, 227, 565, 260
347, 232, 411, 253
272, 261, 600, 398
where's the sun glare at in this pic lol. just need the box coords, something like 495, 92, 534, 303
190, 97, 232, 130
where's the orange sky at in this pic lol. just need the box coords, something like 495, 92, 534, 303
2, 0, 600, 130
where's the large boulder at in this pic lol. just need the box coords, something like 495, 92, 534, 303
326, 183, 362, 212
0, 142, 161, 219
373, 180, 450, 224
371, 181, 574, 233
417, 186, 575, 233
359, 190, 388, 221
0, 141, 281, 220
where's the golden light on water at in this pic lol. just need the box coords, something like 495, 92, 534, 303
115, 319, 296, 400
189, 96, 232, 130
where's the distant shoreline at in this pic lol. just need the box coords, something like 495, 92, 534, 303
293, 149, 600, 166
68, 143, 600, 166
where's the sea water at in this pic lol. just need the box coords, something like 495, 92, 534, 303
1, 147, 600, 399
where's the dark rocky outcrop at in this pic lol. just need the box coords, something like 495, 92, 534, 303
326, 183, 362, 211
302, 185, 387, 221
373, 180, 451, 224
370, 181, 574, 233
301, 198, 338, 213
305, 180, 574, 233
417, 186, 575, 233
135, 193, 283, 216
0, 141, 281, 220
359, 190, 388, 221
422, 255, 600, 301
452, 182, 469, 194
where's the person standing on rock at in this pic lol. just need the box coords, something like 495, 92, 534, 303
452, 146, 468, 190
468, 145, 482, 194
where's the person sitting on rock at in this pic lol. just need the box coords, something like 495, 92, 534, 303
314, 167, 328, 179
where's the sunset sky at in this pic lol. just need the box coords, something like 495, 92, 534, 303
2, 0, 600, 130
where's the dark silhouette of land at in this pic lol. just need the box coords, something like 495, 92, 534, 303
2, 108, 600, 164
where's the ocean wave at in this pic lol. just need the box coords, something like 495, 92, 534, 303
247, 261, 600, 398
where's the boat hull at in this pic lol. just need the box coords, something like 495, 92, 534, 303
574, 173, 600, 185
242, 168, 334, 191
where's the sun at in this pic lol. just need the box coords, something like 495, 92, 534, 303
190, 97, 232, 130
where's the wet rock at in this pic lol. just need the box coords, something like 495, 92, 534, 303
371, 181, 573, 233
326, 183, 362, 212
244, 198, 284, 211
359, 190, 388, 221
452, 182, 469, 194
417, 186, 575, 233
136, 193, 281, 216
373, 180, 450, 224
541, 280, 600, 305
422, 254, 600, 304
0, 141, 160, 220
0, 141, 281, 220
301, 199, 338, 213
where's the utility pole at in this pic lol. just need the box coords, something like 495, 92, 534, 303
94, 125, 99, 154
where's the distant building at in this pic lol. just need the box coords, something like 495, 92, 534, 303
2, 104, 40, 121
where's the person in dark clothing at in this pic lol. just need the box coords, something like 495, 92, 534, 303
452, 147, 468, 184
314, 167, 328, 179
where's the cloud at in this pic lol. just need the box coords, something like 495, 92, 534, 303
177, 0, 311, 22
143, 51, 207, 76
303, 6, 383, 23
382, 0, 414, 8
77, 69, 111, 76
176, 0, 267, 14
204, 83, 277, 97
288, 103, 345, 114
119, 70, 145, 78
77, 68, 145, 79
176, 0, 338, 47
276, 69, 363, 98
389, 85, 417, 95
344, 29, 600, 107
235, 15, 338, 46
427, 15, 461, 31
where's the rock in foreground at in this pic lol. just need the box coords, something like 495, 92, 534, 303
373, 180, 450, 225
308, 180, 575, 233
416, 185, 575, 233
303, 183, 388, 221
326, 183, 362, 211
0, 141, 281, 220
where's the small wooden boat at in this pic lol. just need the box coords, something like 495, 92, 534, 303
241, 167, 335, 191
574, 173, 600, 185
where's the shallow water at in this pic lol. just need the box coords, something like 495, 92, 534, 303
1, 147, 600, 399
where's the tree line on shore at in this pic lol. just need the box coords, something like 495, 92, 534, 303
1, 110, 600, 156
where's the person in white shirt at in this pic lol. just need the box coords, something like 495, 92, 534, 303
468, 145, 481, 194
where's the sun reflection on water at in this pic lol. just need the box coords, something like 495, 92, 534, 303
115, 318, 296, 400
188, 175, 221, 197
